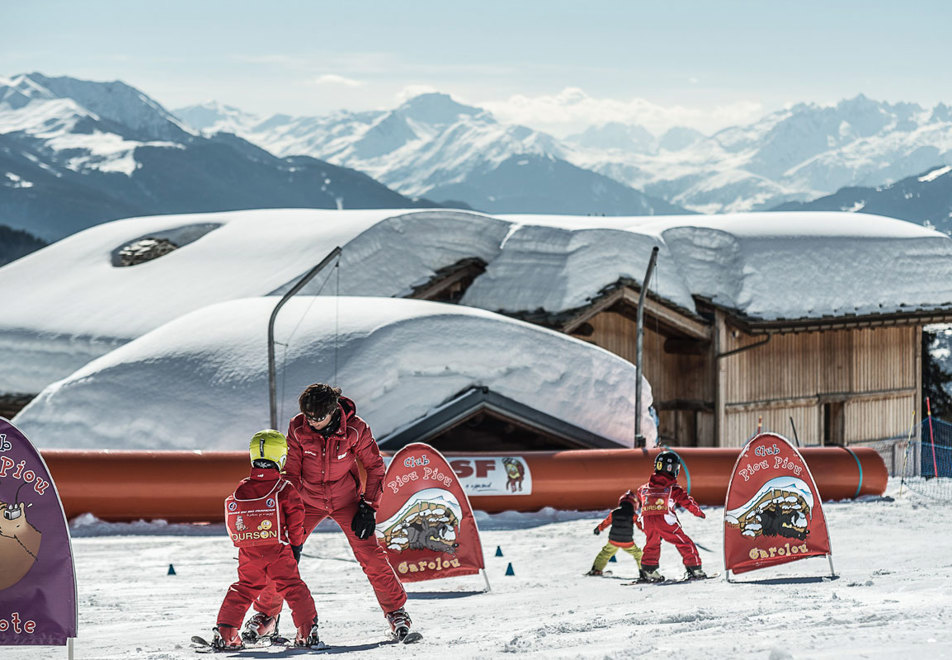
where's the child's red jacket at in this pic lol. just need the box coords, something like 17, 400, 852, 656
636, 472, 703, 529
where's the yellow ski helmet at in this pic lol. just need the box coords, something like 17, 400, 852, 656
249, 429, 288, 469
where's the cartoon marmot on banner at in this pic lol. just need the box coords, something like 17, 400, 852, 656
0, 482, 42, 590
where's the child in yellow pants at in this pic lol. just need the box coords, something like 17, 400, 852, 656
587, 490, 643, 575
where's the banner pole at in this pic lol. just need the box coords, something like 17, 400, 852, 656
481, 568, 492, 593
827, 554, 836, 578
898, 410, 916, 497
926, 397, 940, 479
68, 638, 74, 660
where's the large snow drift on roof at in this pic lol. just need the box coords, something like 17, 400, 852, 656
654, 212, 952, 320
490, 212, 952, 321
0, 208, 504, 392
14, 298, 650, 450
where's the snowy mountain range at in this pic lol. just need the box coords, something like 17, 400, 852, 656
772, 164, 952, 233
0, 73, 431, 240
176, 93, 952, 218
5, 71, 952, 244
175, 92, 684, 217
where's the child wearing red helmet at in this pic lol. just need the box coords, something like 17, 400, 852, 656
586, 490, 643, 576
636, 450, 707, 582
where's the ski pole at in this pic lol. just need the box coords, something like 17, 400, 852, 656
926, 397, 940, 479
898, 410, 916, 498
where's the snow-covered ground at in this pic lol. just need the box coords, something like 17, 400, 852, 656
10, 479, 949, 659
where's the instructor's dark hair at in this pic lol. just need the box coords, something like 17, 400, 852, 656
299, 383, 342, 420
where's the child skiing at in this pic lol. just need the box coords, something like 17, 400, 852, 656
210, 429, 320, 650
587, 490, 643, 576
636, 450, 708, 582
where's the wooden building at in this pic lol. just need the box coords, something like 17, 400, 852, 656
413, 275, 951, 448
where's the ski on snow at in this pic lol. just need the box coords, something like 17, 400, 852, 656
626, 573, 720, 586
190, 630, 421, 653
190, 634, 329, 653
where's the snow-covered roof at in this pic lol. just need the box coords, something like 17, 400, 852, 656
492, 211, 952, 322
0, 207, 503, 392
13, 297, 647, 450
4, 207, 952, 394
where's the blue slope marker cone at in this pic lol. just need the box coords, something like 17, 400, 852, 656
505, 562, 514, 576
495, 546, 504, 557
609, 555, 617, 563
168, 563, 176, 575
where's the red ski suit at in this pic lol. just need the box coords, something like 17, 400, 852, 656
252, 397, 407, 617
217, 467, 316, 630
636, 472, 704, 567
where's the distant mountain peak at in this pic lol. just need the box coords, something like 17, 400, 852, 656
396, 92, 487, 126
4, 72, 191, 141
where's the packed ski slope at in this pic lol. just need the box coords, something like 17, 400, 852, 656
11, 479, 950, 659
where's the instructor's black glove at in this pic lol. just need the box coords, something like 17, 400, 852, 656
291, 544, 303, 563
593, 527, 601, 536
351, 499, 376, 540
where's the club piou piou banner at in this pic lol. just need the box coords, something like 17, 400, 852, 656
723, 432, 832, 576
0, 418, 77, 647
377, 443, 485, 583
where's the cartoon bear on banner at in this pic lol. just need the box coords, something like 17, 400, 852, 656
0, 484, 42, 590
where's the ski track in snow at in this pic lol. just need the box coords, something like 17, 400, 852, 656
9, 481, 951, 659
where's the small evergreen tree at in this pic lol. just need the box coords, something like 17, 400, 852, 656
922, 326, 952, 419
0, 225, 47, 267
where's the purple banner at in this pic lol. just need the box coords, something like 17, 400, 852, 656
0, 418, 77, 646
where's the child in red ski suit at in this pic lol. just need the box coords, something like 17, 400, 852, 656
587, 490, 643, 575
636, 450, 707, 582
212, 430, 319, 650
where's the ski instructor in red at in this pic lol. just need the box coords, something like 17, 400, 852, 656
243, 383, 413, 641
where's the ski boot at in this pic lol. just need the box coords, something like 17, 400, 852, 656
585, 568, 604, 576
685, 565, 707, 580
386, 607, 412, 642
638, 565, 665, 582
212, 625, 243, 650
295, 616, 320, 648
242, 612, 279, 643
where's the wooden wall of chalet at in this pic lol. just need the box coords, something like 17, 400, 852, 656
577, 310, 715, 446
716, 314, 920, 448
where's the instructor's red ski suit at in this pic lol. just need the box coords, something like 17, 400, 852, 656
636, 472, 704, 567
252, 397, 407, 616
217, 467, 316, 630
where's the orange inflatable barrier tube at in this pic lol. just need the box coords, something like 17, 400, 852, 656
40, 447, 887, 523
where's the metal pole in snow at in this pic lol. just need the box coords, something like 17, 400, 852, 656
898, 410, 916, 497
635, 246, 659, 447
926, 397, 940, 479
268, 246, 342, 429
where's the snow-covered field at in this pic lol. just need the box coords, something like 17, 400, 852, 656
9, 479, 950, 659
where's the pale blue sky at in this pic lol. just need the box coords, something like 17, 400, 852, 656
2, 0, 949, 135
